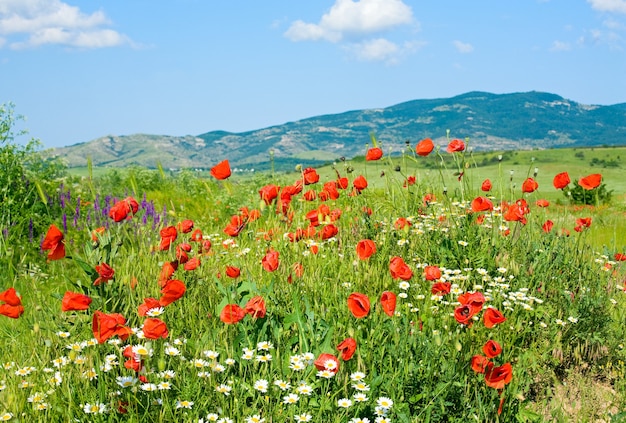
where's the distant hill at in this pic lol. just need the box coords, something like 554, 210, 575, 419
50, 91, 626, 171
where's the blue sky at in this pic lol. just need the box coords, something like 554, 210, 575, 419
2, 0, 626, 148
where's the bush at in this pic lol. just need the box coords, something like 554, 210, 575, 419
566, 181, 612, 206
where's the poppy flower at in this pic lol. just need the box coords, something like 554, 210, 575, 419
470, 355, 490, 374
416, 138, 434, 156
337, 338, 357, 361
347, 292, 370, 318
138, 297, 161, 316
94, 263, 115, 286
159, 279, 186, 306
431, 282, 451, 296
183, 256, 201, 271
553, 172, 570, 190
210, 159, 231, 180
574, 217, 592, 232
91, 226, 106, 241
482, 340, 502, 358
380, 291, 397, 317
158, 261, 178, 286
446, 139, 465, 153
484, 362, 513, 390
481, 179, 492, 192
261, 249, 279, 272
225, 266, 241, 278
542, 220, 554, 233
314, 353, 340, 373
259, 184, 280, 204
403, 175, 416, 187
92, 310, 132, 344
219, 304, 246, 324
244, 296, 266, 319
142, 318, 169, 339
302, 167, 320, 185
471, 197, 494, 213
356, 239, 376, 260
0, 287, 24, 319
394, 217, 411, 230
458, 291, 486, 315
521, 177, 539, 193
159, 226, 178, 251
303, 190, 317, 201
483, 307, 506, 329
424, 265, 441, 281
366, 147, 383, 161
353, 175, 368, 193
176, 219, 194, 234
61, 291, 92, 312
454, 304, 474, 325
503, 203, 527, 225
109, 197, 139, 222
535, 199, 550, 207
578, 173, 602, 190
41, 224, 65, 260
614, 253, 626, 261
389, 256, 413, 281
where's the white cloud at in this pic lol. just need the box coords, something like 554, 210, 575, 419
550, 40, 572, 51
0, 0, 131, 49
285, 0, 414, 42
453, 40, 474, 53
344, 38, 425, 64
587, 0, 626, 14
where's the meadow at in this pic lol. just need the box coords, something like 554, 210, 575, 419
1, 127, 626, 422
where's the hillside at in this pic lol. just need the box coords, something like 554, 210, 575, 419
50, 91, 626, 170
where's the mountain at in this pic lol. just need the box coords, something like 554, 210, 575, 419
51, 91, 626, 171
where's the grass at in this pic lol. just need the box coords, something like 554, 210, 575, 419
1, 143, 625, 422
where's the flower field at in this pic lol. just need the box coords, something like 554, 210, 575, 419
1, 134, 626, 422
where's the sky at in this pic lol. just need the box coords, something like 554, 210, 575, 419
1, 0, 626, 148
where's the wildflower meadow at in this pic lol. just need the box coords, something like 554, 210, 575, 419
1, 107, 626, 422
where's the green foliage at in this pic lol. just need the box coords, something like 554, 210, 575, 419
566, 181, 613, 205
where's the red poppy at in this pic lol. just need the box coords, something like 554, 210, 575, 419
91, 226, 105, 241
61, 291, 92, 312
431, 282, 451, 296
109, 197, 139, 222
458, 291, 486, 315
484, 362, 513, 389
159, 279, 186, 306
471, 196, 494, 212
614, 253, 626, 261
302, 167, 320, 185
94, 263, 115, 286
318, 224, 338, 240
244, 296, 266, 319
303, 190, 317, 201
41, 224, 65, 260
347, 292, 370, 318
403, 175, 416, 187
353, 175, 368, 193
380, 291, 397, 317
470, 355, 490, 373
337, 338, 357, 361
542, 220, 554, 233
481, 179, 492, 192
219, 304, 247, 324
522, 177, 539, 193
553, 172, 571, 190
158, 261, 178, 286
176, 219, 194, 234
389, 256, 413, 281
482, 340, 502, 358
159, 226, 178, 251
366, 147, 383, 161
259, 184, 280, 204
453, 304, 474, 325
225, 266, 241, 278
356, 239, 376, 260
578, 173, 602, 190
143, 318, 169, 339
0, 287, 24, 319
394, 217, 411, 230
483, 307, 506, 329
261, 249, 280, 272
446, 139, 465, 153
314, 353, 340, 373
503, 203, 527, 225
424, 265, 441, 281
211, 159, 231, 180
535, 199, 550, 207
138, 297, 161, 316
183, 256, 200, 271
92, 310, 132, 344
416, 138, 434, 156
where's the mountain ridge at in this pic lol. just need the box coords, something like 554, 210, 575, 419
51, 91, 626, 170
